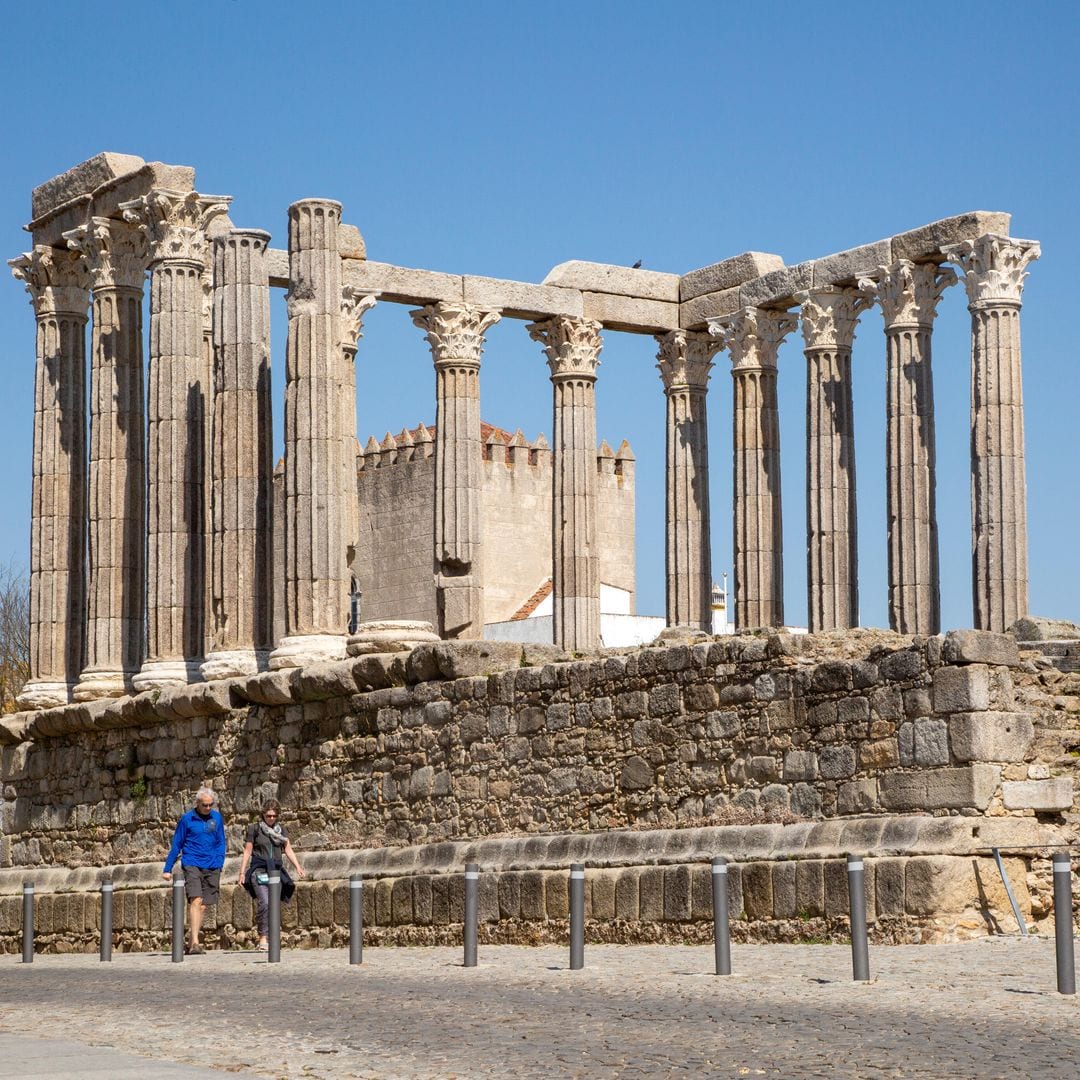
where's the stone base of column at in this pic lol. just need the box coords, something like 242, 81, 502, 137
132, 659, 204, 694
346, 620, 440, 656
73, 669, 128, 702
200, 649, 270, 682
16, 679, 71, 710
268, 634, 347, 670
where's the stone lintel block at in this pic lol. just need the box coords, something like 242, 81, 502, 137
679, 287, 741, 330
680, 252, 785, 302
343, 260, 465, 305
1002, 778, 1074, 812
462, 275, 583, 319
879, 764, 1000, 812
948, 711, 1034, 763
581, 291, 680, 333
267, 247, 289, 288
543, 260, 679, 303
890, 212, 1011, 263
942, 629, 1021, 668
811, 240, 891, 287
1010, 615, 1080, 642
31, 152, 146, 221
338, 223, 366, 260
932, 665, 990, 713
738, 261, 814, 310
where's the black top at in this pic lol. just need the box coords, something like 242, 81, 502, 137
246, 822, 288, 871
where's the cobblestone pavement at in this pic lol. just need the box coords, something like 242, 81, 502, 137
1, 939, 1078, 1078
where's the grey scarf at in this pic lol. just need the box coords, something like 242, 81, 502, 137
258, 820, 287, 847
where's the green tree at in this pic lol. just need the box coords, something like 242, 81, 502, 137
0, 561, 29, 713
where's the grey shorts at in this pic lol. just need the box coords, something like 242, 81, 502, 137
183, 866, 221, 905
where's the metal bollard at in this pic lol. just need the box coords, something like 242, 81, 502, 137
267, 873, 281, 963
21, 881, 34, 963
171, 876, 186, 963
569, 863, 585, 970
100, 881, 113, 962
464, 863, 479, 968
1053, 852, 1076, 995
349, 874, 363, 966
712, 857, 731, 976
847, 854, 870, 982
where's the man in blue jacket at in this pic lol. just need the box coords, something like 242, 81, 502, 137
162, 787, 227, 954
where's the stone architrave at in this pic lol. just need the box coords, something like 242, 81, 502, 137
202, 229, 275, 680
8, 246, 91, 708
655, 330, 720, 631
63, 217, 149, 700
796, 287, 873, 632
710, 307, 797, 630
527, 316, 603, 652
858, 261, 956, 635
122, 190, 231, 691
270, 199, 350, 669
411, 302, 502, 639
942, 235, 1040, 632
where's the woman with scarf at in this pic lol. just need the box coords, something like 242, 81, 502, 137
236, 799, 306, 951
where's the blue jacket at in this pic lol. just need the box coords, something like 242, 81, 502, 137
163, 808, 227, 872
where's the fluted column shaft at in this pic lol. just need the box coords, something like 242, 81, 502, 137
711, 308, 796, 630
9, 247, 91, 707
271, 199, 348, 667
528, 317, 603, 651
944, 234, 1040, 631
797, 288, 871, 632
412, 302, 501, 638
859, 261, 955, 635
63, 218, 148, 699
202, 229, 275, 678
656, 330, 717, 630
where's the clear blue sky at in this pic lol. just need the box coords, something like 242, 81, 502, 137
1, 1, 1077, 631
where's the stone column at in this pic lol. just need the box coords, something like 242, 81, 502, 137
858, 261, 955, 635
796, 287, 872, 632
8, 246, 91, 708
270, 199, 349, 668
122, 190, 231, 691
943, 235, 1040, 631
710, 307, 796, 630
655, 330, 719, 631
202, 229, 275, 679
527, 317, 603, 652
411, 302, 501, 638
63, 217, 149, 699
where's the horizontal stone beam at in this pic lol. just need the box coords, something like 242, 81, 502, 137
680, 251, 786, 302
30, 152, 147, 221
543, 260, 679, 303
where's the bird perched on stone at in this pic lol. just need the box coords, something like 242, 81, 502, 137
631, 259, 642, 269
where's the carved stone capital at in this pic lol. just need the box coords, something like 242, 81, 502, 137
120, 188, 232, 268
9, 244, 92, 316
342, 288, 379, 351
942, 234, 1041, 307
709, 307, 797, 372
795, 286, 874, 350
64, 216, 149, 291
527, 316, 603, 380
857, 260, 956, 328
655, 330, 719, 391
409, 301, 500, 366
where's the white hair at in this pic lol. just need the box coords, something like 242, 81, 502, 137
196, 786, 216, 803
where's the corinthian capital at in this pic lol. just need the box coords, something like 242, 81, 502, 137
409, 301, 500, 366
858, 260, 956, 328
527, 316, 603, 379
342, 288, 379, 350
120, 189, 232, 268
708, 307, 797, 372
941, 234, 1040, 307
64, 216, 149, 291
655, 330, 719, 391
9, 244, 92, 316
795, 286, 874, 350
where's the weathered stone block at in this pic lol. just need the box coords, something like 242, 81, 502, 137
838, 779, 878, 814
859, 738, 899, 770
783, 750, 819, 782
391, 877, 412, 925
878, 649, 925, 682
942, 629, 1021, 668
890, 212, 1011, 263
739, 261, 814, 309
663, 866, 692, 921
879, 764, 1000, 811
463, 276, 584, 319
819, 745, 856, 780
615, 869, 640, 920
772, 861, 797, 919
582, 292, 679, 333
791, 783, 822, 818
932, 665, 990, 713
904, 856, 974, 917
811, 240, 891, 287
545, 871, 569, 918
689, 865, 713, 921
343, 259, 464, 304
544, 259, 680, 302
590, 870, 617, 920
678, 287, 741, 329
949, 712, 1033, 763
1002, 778, 1074, 811
741, 862, 772, 919
795, 860, 825, 917
681, 252, 785, 301
639, 867, 664, 921
620, 755, 653, 791
519, 872, 545, 920
32, 152, 148, 220
913, 718, 949, 766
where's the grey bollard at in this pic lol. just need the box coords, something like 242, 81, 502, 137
464, 863, 479, 968
349, 874, 363, 966
171, 877, 186, 963
21, 881, 34, 963
267, 872, 281, 963
712, 857, 731, 976
100, 881, 113, 962
569, 863, 585, 970
1053, 852, 1076, 995
847, 854, 870, 982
